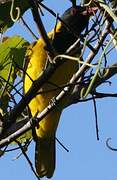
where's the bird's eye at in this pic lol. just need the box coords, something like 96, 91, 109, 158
71, 7, 78, 16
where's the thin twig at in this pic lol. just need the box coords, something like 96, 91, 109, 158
92, 95, 99, 140
21, 17, 38, 40
15, 140, 40, 179
55, 137, 69, 152
29, 0, 56, 58
0, 61, 13, 99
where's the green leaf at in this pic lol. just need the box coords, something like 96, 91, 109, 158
0, 0, 30, 32
15, 130, 32, 144
10, 37, 29, 68
0, 35, 29, 81
0, 35, 29, 112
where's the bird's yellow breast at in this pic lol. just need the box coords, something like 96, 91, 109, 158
24, 36, 78, 138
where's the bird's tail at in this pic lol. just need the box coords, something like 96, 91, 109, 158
35, 137, 55, 178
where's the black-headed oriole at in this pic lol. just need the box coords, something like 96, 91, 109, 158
24, 6, 96, 178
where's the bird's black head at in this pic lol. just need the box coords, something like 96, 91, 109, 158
61, 6, 97, 35
52, 6, 97, 53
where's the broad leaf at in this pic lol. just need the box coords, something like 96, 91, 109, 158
0, 35, 29, 112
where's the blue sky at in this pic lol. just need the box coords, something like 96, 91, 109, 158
1, 0, 117, 180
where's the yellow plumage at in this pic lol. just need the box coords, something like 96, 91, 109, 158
24, 23, 78, 134
24, 5, 93, 178
24, 24, 78, 178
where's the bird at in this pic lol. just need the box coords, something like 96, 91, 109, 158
24, 5, 97, 178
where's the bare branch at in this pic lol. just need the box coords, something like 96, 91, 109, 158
92, 95, 99, 141
67, 62, 117, 106
29, 0, 56, 58
15, 140, 40, 179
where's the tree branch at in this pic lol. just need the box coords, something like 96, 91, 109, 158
29, 0, 56, 58
67, 62, 117, 105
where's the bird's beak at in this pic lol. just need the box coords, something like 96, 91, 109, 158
82, 7, 98, 16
